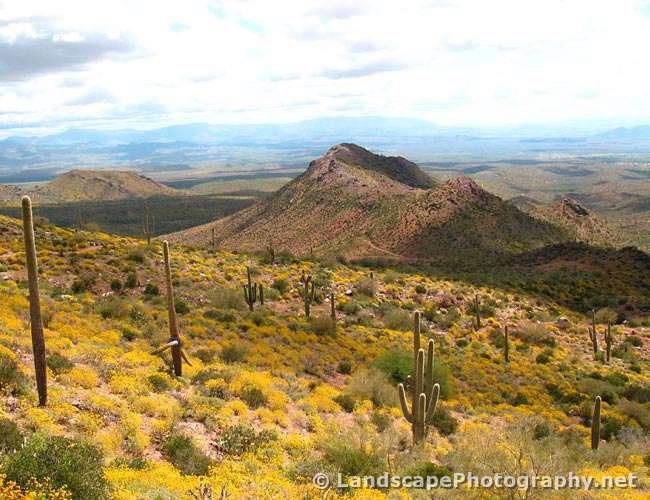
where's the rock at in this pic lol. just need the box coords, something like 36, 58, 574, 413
555, 317, 571, 329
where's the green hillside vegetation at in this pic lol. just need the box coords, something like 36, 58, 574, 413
0, 213, 648, 498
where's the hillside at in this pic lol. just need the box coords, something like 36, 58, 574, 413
168, 144, 571, 262
510, 196, 625, 248
27, 169, 180, 203
0, 214, 648, 497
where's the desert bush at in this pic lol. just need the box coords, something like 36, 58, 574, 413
216, 424, 277, 456
317, 425, 387, 477
346, 368, 396, 408
333, 394, 356, 413
174, 297, 190, 314
97, 296, 130, 319
46, 353, 73, 375
307, 315, 336, 336
2, 434, 109, 499
0, 418, 22, 454
143, 283, 159, 296
209, 287, 246, 311
0, 346, 23, 391
241, 387, 268, 409
354, 276, 375, 297
383, 307, 411, 331
220, 344, 247, 364
162, 433, 212, 475
513, 320, 555, 347
271, 277, 288, 293
71, 273, 96, 293
110, 278, 123, 292
337, 360, 352, 375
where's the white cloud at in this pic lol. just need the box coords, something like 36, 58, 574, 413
0, 0, 649, 136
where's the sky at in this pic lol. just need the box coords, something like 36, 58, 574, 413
1, 0, 650, 136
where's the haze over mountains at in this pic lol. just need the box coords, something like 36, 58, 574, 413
2, 117, 650, 182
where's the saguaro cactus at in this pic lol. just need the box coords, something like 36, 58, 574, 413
211, 227, 216, 249
153, 241, 192, 376
588, 310, 599, 358
604, 321, 613, 363
591, 396, 601, 450
330, 291, 336, 321
242, 266, 258, 312
21, 196, 47, 406
473, 295, 481, 329
398, 311, 440, 444
504, 324, 510, 363
143, 203, 154, 245
300, 271, 316, 318
266, 239, 275, 264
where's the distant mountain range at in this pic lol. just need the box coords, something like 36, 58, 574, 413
4, 117, 650, 147
2, 117, 650, 179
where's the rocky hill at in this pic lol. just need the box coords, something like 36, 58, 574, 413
168, 144, 570, 262
27, 169, 180, 203
511, 196, 625, 248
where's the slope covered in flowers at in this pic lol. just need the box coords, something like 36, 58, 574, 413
0, 214, 648, 498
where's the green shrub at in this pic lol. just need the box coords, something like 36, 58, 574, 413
430, 405, 458, 436
220, 344, 247, 364
110, 278, 123, 292
174, 298, 190, 314
414, 284, 427, 294
334, 394, 356, 413
513, 320, 555, 347
217, 424, 277, 456
209, 287, 246, 311
147, 373, 172, 392
125, 272, 138, 288
144, 283, 159, 296
126, 248, 146, 263
46, 353, 73, 375
271, 278, 288, 293
374, 349, 411, 384
71, 273, 96, 293
383, 308, 411, 331
162, 433, 212, 475
337, 360, 352, 375
307, 315, 336, 336
0, 348, 23, 390
354, 276, 375, 297
97, 297, 130, 319
241, 387, 268, 409
2, 434, 109, 499
0, 417, 22, 454
536, 349, 553, 364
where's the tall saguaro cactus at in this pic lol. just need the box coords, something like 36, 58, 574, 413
604, 321, 613, 363
588, 309, 599, 357
21, 196, 47, 406
591, 396, 601, 450
300, 271, 316, 318
243, 266, 258, 312
504, 324, 510, 363
161, 241, 185, 376
398, 311, 440, 444
473, 295, 481, 329
143, 203, 154, 245
330, 291, 336, 321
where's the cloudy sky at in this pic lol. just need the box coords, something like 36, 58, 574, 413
1, 0, 650, 136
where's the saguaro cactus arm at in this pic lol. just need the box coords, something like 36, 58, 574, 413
398, 384, 413, 423
21, 196, 47, 406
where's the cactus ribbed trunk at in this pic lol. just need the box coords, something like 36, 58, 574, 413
330, 292, 336, 320
591, 396, 601, 450
243, 266, 257, 312
21, 196, 47, 406
604, 322, 612, 363
504, 325, 509, 363
163, 241, 183, 376
473, 295, 481, 329
300, 271, 315, 318
398, 311, 440, 445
